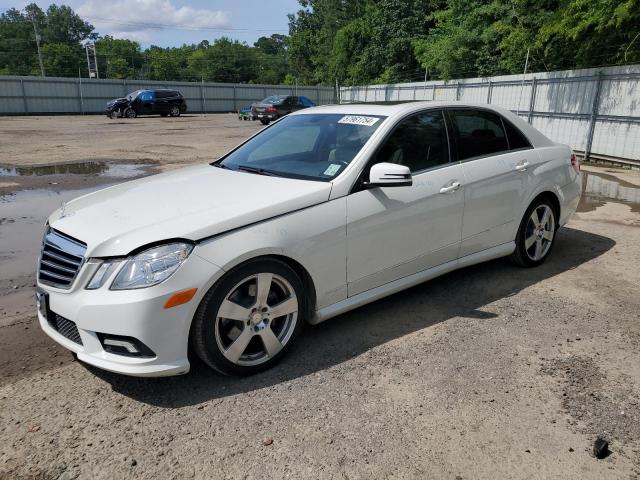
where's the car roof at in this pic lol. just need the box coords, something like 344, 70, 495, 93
292, 101, 553, 147
294, 101, 495, 116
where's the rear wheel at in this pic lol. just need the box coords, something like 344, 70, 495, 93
510, 199, 557, 267
191, 259, 305, 376
260, 118, 270, 125
169, 105, 181, 117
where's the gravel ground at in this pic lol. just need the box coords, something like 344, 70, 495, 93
1, 115, 639, 479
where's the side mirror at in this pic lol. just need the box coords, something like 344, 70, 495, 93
367, 162, 412, 187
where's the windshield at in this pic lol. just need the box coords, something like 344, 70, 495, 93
218, 113, 386, 181
127, 90, 142, 101
262, 95, 285, 104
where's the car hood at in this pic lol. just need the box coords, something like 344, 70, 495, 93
107, 98, 127, 105
48, 165, 332, 257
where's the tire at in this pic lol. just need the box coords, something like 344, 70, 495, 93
124, 107, 137, 119
191, 258, 306, 376
260, 118, 270, 125
510, 198, 558, 267
169, 105, 181, 117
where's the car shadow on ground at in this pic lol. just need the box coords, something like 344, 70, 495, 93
87, 226, 614, 407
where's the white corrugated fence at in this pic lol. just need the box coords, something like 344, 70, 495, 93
340, 65, 640, 165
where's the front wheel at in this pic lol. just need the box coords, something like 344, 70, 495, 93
191, 259, 305, 376
124, 107, 137, 119
510, 200, 557, 267
169, 105, 181, 117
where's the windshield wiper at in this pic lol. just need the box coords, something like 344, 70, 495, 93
212, 162, 231, 169
236, 165, 277, 176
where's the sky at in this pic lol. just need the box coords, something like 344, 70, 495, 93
0, 0, 301, 47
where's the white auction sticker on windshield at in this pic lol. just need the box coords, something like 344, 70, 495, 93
324, 164, 341, 176
338, 115, 380, 126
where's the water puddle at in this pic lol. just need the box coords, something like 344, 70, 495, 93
0, 161, 151, 179
0, 186, 108, 282
578, 170, 640, 213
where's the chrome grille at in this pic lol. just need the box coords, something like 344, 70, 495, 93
38, 228, 86, 289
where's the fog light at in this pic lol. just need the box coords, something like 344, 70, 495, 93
103, 338, 139, 353
97, 333, 155, 358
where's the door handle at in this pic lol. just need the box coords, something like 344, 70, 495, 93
439, 181, 461, 194
515, 161, 529, 172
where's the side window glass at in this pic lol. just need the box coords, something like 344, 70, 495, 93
374, 110, 449, 173
449, 109, 508, 160
140, 91, 154, 102
503, 119, 532, 150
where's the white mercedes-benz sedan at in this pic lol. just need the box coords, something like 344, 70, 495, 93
36, 102, 581, 377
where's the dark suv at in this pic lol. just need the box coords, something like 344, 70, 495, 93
106, 89, 187, 119
251, 95, 316, 125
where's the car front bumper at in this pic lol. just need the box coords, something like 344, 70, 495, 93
36, 252, 222, 377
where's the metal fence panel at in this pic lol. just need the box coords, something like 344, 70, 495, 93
459, 84, 488, 104
592, 120, 640, 160
0, 75, 336, 116
340, 65, 640, 164
598, 77, 640, 117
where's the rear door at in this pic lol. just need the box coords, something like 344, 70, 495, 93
448, 108, 537, 257
154, 90, 171, 114
346, 109, 465, 296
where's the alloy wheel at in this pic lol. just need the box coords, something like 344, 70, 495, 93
214, 273, 298, 366
524, 204, 555, 261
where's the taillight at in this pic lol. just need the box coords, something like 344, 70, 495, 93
570, 152, 580, 174
266, 106, 277, 113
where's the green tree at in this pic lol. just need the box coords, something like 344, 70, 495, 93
96, 36, 142, 79
146, 45, 185, 81
537, 0, 640, 68
254, 34, 289, 84
42, 4, 95, 45
41, 42, 83, 76
0, 8, 39, 75
413, 0, 514, 80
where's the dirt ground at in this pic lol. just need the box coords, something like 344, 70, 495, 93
1, 115, 640, 480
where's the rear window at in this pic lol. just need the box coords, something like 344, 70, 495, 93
262, 95, 285, 104
449, 109, 509, 160
156, 90, 177, 98
503, 119, 532, 150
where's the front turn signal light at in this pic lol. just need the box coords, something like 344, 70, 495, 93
163, 288, 198, 309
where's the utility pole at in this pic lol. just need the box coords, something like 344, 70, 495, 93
29, 14, 45, 77
516, 47, 530, 115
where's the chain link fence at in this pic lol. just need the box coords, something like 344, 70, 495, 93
340, 65, 640, 166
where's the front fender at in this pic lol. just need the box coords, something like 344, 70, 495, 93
194, 198, 348, 311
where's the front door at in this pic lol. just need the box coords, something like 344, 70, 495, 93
138, 90, 155, 115
346, 109, 465, 296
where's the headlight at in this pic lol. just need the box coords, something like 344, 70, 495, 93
110, 242, 194, 290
